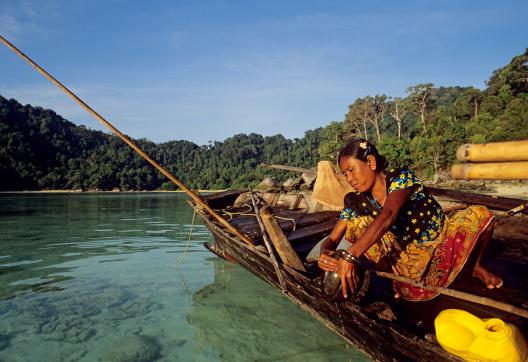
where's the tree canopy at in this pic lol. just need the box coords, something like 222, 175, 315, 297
1, 48, 527, 190
319, 48, 528, 178
0, 96, 322, 190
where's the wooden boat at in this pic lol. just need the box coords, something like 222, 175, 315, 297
191, 187, 528, 361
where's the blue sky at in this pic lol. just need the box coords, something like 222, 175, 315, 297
1, 0, 527, 145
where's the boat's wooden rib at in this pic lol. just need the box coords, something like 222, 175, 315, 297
197, 188, 528, 361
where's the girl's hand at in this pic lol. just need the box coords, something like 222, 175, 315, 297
317, 253, 338, 272
336, 258, 359, 299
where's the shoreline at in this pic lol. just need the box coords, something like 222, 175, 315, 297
0, 189, 228, 194
1, 181, 527, 199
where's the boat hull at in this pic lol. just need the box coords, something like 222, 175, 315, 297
197, 208, 456, 361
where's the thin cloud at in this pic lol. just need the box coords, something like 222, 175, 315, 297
0, 14, 25, 40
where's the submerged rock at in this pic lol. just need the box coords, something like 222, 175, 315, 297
41, 315, 97, 343
0, 333, 10, 350
101, 335, 160, 362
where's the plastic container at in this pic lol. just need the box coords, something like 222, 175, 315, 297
435, 309, 527, 361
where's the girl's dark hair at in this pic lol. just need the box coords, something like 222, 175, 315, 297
338, 139, 388, 172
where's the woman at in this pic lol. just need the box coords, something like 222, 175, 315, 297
317, 139, 503, 301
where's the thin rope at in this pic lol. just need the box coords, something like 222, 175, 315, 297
174, 209, 197, 267
221, 204, 254, 221
219, 203, 297, 231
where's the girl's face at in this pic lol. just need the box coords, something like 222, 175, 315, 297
338, 155, 377, 193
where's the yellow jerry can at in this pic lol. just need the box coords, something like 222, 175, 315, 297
435, 309, 527, 361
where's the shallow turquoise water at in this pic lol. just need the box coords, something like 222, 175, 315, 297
0, 193, 369, 361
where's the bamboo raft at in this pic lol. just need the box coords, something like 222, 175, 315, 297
193, 188, 528, 361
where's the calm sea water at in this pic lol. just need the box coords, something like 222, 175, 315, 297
0, 193, 369, 362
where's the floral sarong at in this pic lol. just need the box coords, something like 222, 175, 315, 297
345, 205, 494, 301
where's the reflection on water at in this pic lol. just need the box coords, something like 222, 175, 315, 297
0, 193, 369, 361
188, 258, 368, 361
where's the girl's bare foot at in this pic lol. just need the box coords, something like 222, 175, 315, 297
472, 265, 503, 289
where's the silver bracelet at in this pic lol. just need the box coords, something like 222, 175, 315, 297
337, 249, 358, 264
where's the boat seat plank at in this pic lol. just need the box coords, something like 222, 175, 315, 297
202, 190, 245, 209
230, 210, 339, 238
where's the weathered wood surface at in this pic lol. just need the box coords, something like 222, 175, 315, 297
213, 187, 528, 216
249, 191, 288, 291
428, 187, 528, 214
233, 207, 528, 311
198, 211, 457, 361
204, 189, 528, 247
259, 205, 307, 272
234, 191, 321, 211
197, 189, 528, 360
203, 190, 245, 209
494, 216, 528, 245
230, 210, 339, 241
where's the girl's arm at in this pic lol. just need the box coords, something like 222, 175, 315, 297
347, 187, 415, 258
338, 186, 415, 298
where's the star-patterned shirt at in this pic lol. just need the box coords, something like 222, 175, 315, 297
339, 168, 445, 245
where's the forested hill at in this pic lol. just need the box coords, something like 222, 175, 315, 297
0, 95, 321, 190
1, 48, 527, 191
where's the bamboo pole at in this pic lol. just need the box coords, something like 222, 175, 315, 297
451, 161, 528, 180
0, 35, 254, 246
456, 140, 528, 162
374, 271, 528, 319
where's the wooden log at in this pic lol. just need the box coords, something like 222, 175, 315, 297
428, 187, 528, 215
289, 194, 303, 210
259, 205, 307, 272
456, 140, 528, 162
261, 163, 316, 175
249, 191, 288, 292
451, 162, 528, 180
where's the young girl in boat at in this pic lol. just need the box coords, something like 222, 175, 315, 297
315, 139, 503, 301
